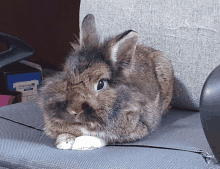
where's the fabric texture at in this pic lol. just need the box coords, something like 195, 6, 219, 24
0, 101, 219, 168
79, 0, 220, 111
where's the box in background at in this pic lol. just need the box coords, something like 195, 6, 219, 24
0, 60, 42, 102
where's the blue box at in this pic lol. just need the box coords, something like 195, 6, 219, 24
0, 61, 42, 94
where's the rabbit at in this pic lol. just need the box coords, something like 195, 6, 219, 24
37, 14, 174, 151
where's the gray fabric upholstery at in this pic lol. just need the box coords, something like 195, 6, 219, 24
0, 166, 9, 169
0, 101, 219, 168
79, 0, 220, 111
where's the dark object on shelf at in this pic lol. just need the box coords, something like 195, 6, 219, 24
200, 63, 220, 163
0, 33, 40, 102
0, 32, 35, 69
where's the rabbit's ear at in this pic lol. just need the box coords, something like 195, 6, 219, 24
81, 14, 99, 47
110, 30, 138, 66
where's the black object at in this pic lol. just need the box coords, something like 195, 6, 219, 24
0, 33, 37, 102
0, 33, 35, 69
200, 63, 220, 163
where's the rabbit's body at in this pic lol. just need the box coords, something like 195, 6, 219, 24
38, 14, 174, 150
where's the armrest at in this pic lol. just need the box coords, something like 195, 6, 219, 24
0, 33, 35, 68
200, 63, 220, 163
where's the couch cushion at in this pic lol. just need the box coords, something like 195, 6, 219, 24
0, 102, 219, 168
0, 101, 44, 130
79, 0, 220, 111
0, 119, 209, 169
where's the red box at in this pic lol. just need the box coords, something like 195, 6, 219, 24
0, 95, 15, 107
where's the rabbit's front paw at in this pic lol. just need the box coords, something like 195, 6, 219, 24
56, 133, 75, 150
72, 136, 106, 151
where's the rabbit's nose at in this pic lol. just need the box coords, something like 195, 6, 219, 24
67, 102, 83, 114
82, 102, 94, 114
74, 104, 83, 114
68, 109, 77, 115
66, 106, 77, 115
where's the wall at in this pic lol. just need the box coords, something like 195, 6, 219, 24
0, 0, 80, 70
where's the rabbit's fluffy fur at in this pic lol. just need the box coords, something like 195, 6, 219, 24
38, 14, 174, 149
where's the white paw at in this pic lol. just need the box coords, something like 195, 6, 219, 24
56, 134, 75, 150
57, 139, 75, 150
72, 136, 106, 151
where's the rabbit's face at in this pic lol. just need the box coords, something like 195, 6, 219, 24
64, 61, 117, 128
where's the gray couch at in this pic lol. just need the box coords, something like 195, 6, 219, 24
1, 0, 220, 168
0, 102, 219, 168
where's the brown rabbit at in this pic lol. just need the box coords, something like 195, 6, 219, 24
38, 14, 174, 150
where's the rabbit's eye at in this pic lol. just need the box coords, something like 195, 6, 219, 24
97, 79, 105, 90
95, 79, 108, 92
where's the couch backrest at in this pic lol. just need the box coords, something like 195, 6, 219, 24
80, 0, 220, 111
